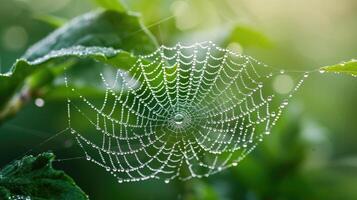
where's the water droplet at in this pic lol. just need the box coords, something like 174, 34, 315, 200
164, 179, 170, 184
35, 98, 45, 107
174, 113, 184, 125
319, 69, 325, 74
267, 96, 273, 101
282, 100, 289, 106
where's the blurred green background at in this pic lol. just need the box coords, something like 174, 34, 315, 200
1, 0, 357, 199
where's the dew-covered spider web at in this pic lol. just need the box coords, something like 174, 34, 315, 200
64, 41, 309, 183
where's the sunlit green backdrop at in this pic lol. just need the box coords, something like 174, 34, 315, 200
1, 0, 357, 199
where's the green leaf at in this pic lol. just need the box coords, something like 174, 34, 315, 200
320, 59, 357, 76
2, 45, 137, 94
93, 0, 127, 12
23, 10, 157, 61
0, 152, 88, 200
0, 9, 157, 123
0, 46, 138, 123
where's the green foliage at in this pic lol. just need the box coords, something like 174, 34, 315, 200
0, 152, 88, 200
321, 59, 357, 76
0, 9, 157, 122
0, 0, 356, 199
0, 7, 159, 198
23, 10, 156, 60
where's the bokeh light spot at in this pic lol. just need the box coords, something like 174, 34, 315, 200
273, 74, 294, 94
170, 0, 199, 30
2, 26, 28, 51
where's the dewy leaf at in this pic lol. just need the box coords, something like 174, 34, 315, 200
23, 10, 157, 61
320, 59, 357, 76
0, 9, 157, 122
0, 152, 88, 200
0, 46, 138, 123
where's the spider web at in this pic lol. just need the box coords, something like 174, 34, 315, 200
64, 41, 309, 183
